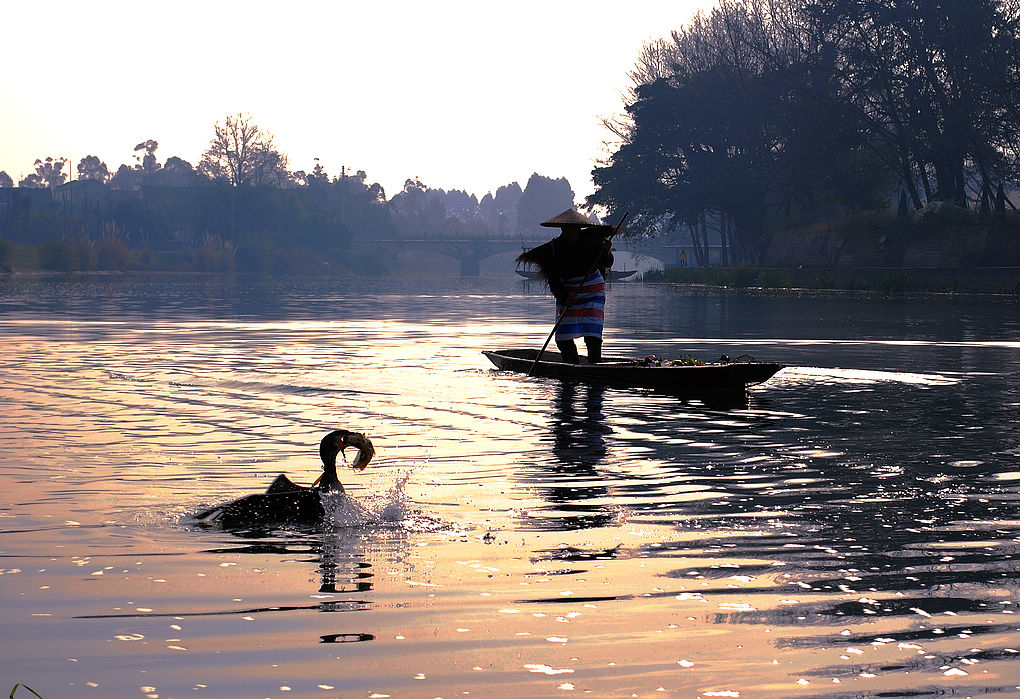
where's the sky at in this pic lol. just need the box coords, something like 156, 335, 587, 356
1, 1, 710, 202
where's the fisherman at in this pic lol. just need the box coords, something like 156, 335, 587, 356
517, 209, 614, 364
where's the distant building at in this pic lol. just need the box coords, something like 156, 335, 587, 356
0, 187, 59, 240
53, 179, 119, 215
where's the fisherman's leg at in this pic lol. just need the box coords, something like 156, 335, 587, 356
556, 340, 580, 364
584, 336, 602, 364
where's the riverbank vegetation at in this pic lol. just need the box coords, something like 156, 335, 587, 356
0, 116, 576, 275
4, 1, 1020, 282
589, 0, 1020, 268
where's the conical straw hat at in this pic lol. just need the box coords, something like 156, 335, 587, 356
540, 209, 599, 227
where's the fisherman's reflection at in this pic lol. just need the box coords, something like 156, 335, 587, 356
552, 381, 611, 467
540, 381, 615, 529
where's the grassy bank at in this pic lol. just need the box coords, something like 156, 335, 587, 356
0, 237, 390, 276
643, 211, 1020, 295
645, 265, 1020, 295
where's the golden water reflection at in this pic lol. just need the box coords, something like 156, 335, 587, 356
1, 277, 1018, 697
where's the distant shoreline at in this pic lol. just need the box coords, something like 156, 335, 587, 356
644, 216, 1020, 296
648, 265, 1020, 296
3, 264, 1018, 297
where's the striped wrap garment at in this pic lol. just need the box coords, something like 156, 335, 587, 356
554, 269, 606, 341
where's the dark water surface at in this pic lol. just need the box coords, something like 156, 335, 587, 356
0, 274, 1017, 698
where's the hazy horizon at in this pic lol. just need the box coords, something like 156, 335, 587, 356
0, 0, 709, 201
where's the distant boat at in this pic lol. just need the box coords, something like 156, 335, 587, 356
515, 268, 637, 281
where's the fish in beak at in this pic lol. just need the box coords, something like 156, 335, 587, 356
340, 431, 374, 471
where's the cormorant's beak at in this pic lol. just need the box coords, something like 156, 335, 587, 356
342, 433, 375, 471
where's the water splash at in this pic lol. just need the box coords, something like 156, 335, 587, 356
322, 471, 446, 532
778, 366, 960, 386
321, 489, 375, 528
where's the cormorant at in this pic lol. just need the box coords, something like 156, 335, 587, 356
194, 429, 374, 529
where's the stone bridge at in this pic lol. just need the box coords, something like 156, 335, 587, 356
363, 236, 549, 275
358, 234, 684, 275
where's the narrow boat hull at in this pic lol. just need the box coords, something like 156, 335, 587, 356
482, 348, 783, 398
515, 269, 637, 281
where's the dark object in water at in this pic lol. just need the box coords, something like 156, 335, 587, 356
319, 632, 376, 644
482, 348, 783, 398
193, 429, 374, 529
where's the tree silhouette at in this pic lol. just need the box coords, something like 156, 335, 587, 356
19, 157, 67, 189
152, 156, 200, 186
590, 0, 1019, 263
199, 113, 289, 187
802, 0, 1020, 208
77, 155, 111, 183
133, 140, 161, 178
517, 173, 575, 234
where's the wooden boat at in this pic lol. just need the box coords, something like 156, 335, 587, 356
482, 348, 783, 398
515, 268, 637, 281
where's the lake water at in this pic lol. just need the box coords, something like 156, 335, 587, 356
0, 274, 1018, 699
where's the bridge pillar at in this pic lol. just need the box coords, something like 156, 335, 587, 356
460, 256, 480, 276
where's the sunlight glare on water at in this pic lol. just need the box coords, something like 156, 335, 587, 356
0, 275, 1017, 698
